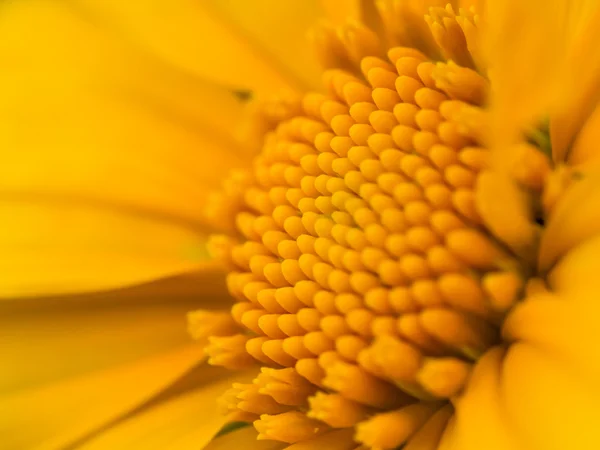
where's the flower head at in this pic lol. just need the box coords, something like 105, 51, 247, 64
194, 1, 600, 449
4, 0, 600, 449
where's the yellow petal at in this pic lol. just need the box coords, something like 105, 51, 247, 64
403, 404, 453, 450
503, 293, 600, 383
321, 0, 363, 24
566, 101, 600, 166
503, 291, 600, 449
201, 0, 326, 91
0, 0, 246, 221
547, 234, 600, 296
459, 0, 485, 10
0, 0, 246, 295
538, 176, 600, 273
72, 0, 325, 93
501, 342, 600, 450
76, 369, 253, 450
1, 272, 229, 395
0, 201, 216, 297
1, 345, 204, 450
475, 171, 540, 263
440, 346, 524, 450
203, 426, 285, 450
321, 0, 381, 29
550, 3, 600, 161
483, 0, 568, 147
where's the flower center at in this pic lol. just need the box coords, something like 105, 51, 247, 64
193, 5, 553, 449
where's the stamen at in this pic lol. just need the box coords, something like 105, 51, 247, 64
240, 308, 268, 335
254, 411, 329, 443
187, 310, 238, 341
368, 335, 422, 382
338, 22, 383, 65
336, 334, 369, 361
234, 382, 292, 415
255, 367, 317, 406
482, 271, 525, 312
397, 313, 446, 354
432, 61, 487, 104
283, 336, 314, 359
439, 100, 489, 144
205, 334, 255, 369
306, 332, 336, 356
354, 402, 444, 449
455, 6, 484, 70
445, 228, 515, 270
262, 339, 297, 366
245, 336, 276, 365
419, 308, 499, 359
295, 358, 326, 387
322, 361, 410, 408
417, 357, 473, 398
425, 5, 474, 68
437, 272, 491, 317
218, 385, 259, 422
307, 392, 371, 427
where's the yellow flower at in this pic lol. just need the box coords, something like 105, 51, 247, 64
4, 0, 600, 449
196, 1, 600, 449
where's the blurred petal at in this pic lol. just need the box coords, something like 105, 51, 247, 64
72, 0, 326, 93
444, 276, 600, 450
503, 294, 600, 449
440, 347, 523, 450
503, 294, 600, 387
76, 368, 254, 450
320, 0, 380, 27
565, 100, 600, 166
459, 0, 485, 9
1, 345, 204, 450
200, 0, 325, 91
538, 176, 600, 272
483, 0, 567, 148
475, 171, 540, 263
320, 0, 363, 24
550, 3, 600, 161
548, 234, 600, 298
502, 343, 600, 450
0, 201, 219, 297
0, 0, 247, 295
483, 0, 600, 162
1, 271, 229, 395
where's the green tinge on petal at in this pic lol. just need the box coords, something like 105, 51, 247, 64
214, 421, 252, 439
526, 118, 552, 159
